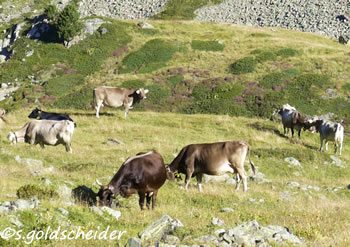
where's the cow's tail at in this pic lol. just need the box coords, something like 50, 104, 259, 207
247, 145, 256, 176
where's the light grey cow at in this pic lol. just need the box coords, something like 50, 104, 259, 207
9, 120, 75, 153
93, 86, 149, 118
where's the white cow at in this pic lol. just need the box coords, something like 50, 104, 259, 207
306, 119, 344, 155
9, 120, 75, 153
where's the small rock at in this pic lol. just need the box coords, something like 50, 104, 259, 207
330, 155, 343, 167
212, 217, 224, 226
107, 138, 124, 145
137, 22, 154, 29
101, 206, 121, 220
126, 237, 142, 247
287, 181, 300, 189
284, 157, 302, 168
10, 197, 40, 211
1, 83, 8, 88
9, 215, 23, 228
89, 206, 103, 216
221, 208, 234, 212
163, 234, 180, 245
57, 207, 69, 216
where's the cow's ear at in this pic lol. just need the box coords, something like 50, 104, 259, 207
136, 89, 140, 94
144, 89, 149, 94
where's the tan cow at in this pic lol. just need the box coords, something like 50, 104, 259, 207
9, 120, 75, 152
166, 141, 256, 192
93, 86, 149, 118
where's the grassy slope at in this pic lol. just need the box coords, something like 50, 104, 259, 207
0, 109, 349, 246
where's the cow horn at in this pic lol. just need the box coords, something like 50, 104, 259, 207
96, 179, 103, 187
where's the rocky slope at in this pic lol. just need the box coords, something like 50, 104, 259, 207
194, 0, 350, 40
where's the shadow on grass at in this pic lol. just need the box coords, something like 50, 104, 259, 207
248, 122, 285, 138
70, 112, 115, 117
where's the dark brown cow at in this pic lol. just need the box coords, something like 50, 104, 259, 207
278, 104, 307, 138
93, 86, 148, 118
96, 150, 167, 210
167, 141, 256, 192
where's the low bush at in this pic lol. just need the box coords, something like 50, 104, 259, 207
17, 184, 58, 200
230, 57, 257, 74
191, 40, 224, 51
146, 84, 171, 105
119, 39, 179, 74
168, 75, 184, 88
120, 79, 146, 89
53, 85, 94, 109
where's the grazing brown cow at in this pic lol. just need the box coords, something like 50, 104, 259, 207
93, 86, 148, 118
166, 141, 256, 192
278, 104, 307, 138
96, 150, 167, 210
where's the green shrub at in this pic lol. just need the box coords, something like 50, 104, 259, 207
120, 79, 146, 89
146, 84, 171, 104
53, 85, 94, 109
259, 72, 287, 89
119, 39, 179, 74
56, 4, 83, 42
342, 83, 350, 93
191, 84, 211, 100
17, 184, 58, 200
255, 51, 277, 63
168, 75, 184, 88
45, 4, 58, 21
276, 48, 300, 57
230, 57, 257, 74
45, 74, 85, 96
191, 40, 224, 51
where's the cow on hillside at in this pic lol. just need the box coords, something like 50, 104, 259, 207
28, 107, 76, 127
93, 86, 149, 118
166, 141, 256, 192
8, 120, 75, 152
278, 104, 307, 138
305, 119, 344, 155
96, 150, 167, 210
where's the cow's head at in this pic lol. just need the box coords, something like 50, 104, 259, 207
28, 107, 41, 119
304, 119, 323, 133
96, 179, 114, 207
165, 166, 182, 181
136, 88, 149, 100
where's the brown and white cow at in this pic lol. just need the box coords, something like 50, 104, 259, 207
278, 104, 307, 138
305, 119, 344, 155
96, 150, 167, 210
166, 141, 256, 192
8, 120, 75, 152
93, 86, 149, 118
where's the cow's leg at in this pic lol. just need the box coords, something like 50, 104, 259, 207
339, 140, 343, 156
291, 127, 294, 138
325, 140, 329, 152
235, 167, 248, 192
319, 137, 324, 152
283, 126, 287, 135
146, 192, 152, 209
40, 143, 45, 149
298, 128, 302, 138
65, 143, 72, 153
95, 100, 103, 118
196, 174, 203, 192
151, 191, 158, 210
124, 105, 129, 118
138, 192, 146, 210
334, 141, 338, 155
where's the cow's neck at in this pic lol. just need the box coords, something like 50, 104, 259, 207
129, 91, 141, 107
